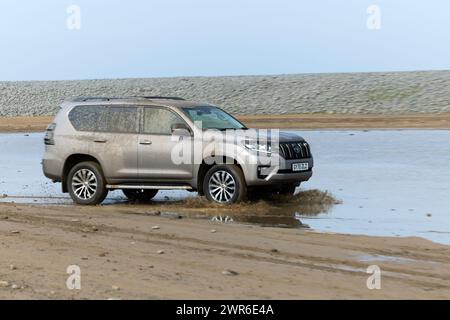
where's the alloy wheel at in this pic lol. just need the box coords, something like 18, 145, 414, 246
71, 169, 98, 200
208, 170, 236, 203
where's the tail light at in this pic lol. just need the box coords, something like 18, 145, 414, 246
44, 123, 56, 145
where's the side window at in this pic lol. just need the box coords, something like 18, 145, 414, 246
97, 106, 138, 133
143, 108, 186, 135
69, 105, 99, 132
69, 105, 138, 133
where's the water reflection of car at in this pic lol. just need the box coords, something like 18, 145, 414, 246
42, 97, 313, 205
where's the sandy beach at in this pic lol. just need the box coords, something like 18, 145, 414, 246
1, 202, 449, 299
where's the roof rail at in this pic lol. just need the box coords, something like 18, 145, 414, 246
71, 97, 112, 102
70, 96, 186, 103
142, 96, 185, 101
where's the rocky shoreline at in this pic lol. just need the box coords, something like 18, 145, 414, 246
1, 70, 449, 117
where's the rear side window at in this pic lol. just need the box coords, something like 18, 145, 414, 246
69, 105, 138, 133
143, 108, 186, 135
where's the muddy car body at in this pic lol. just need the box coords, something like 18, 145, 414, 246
42, 97, 313, 204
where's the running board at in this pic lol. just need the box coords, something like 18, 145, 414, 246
106, 184, 193, 190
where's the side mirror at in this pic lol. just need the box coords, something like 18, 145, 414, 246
171, 123, 192, 136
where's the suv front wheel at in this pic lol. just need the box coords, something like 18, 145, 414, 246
67, 161, 108, 205
204, 165, 247, 204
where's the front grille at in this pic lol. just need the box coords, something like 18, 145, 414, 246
279, 142, 311, 160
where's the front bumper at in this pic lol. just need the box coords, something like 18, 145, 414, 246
242, 155, 314, 186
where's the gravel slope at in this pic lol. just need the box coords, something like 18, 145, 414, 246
1, 70, 449, 117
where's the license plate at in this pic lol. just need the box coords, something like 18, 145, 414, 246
292, 163, 309, 172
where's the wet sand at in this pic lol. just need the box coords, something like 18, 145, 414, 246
1, 113, 450, 132
1, 202, 449, 299
0, 116, 53, 133
239, 112, 450, 129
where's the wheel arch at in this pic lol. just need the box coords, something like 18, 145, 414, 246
62, 154, 101, 193
196, 156, 245, 196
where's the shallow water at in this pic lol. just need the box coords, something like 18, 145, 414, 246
297, 130, 450, 245
0, 131, 449, 245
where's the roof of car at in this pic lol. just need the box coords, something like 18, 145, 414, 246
63, 97, 214, 109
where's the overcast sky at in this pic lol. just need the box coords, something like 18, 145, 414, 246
0, 0, 449, 81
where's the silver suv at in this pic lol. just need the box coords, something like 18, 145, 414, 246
42, 97, 313, 205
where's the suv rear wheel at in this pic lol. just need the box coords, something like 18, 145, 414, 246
204, 165, 247, 204
122, 189, 158, 202
67, 161, 108, 205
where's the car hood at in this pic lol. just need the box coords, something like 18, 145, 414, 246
200, 129, 306, 143
277, 131, 305, 142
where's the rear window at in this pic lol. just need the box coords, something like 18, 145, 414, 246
69, 105, 138, 133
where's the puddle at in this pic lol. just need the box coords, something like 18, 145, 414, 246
213, 204, 333, 229
230, 213, 310, 229
292, 130, 450, 245
117, 190, 338, 228
0, 131, 450, 245
208, 212, 307, 229
211, 216, 234, 223
357, 254, 418, 264
165, 189, 338, 228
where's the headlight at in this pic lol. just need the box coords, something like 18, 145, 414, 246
244, 140, 272, 155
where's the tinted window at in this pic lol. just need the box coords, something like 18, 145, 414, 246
143, 108, 186, 135
69, 105, 138, 133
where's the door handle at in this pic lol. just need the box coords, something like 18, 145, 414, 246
139, 140, 152, 145
94, 139, 107, 143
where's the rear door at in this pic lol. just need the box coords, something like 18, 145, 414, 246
69, 105, 139, 181
138, 106, 193, 181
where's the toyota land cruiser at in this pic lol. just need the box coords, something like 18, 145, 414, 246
42, 97, 313, 205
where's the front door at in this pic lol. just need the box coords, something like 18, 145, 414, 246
138, 107, 193, 181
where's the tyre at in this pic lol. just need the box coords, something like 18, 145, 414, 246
122, 189, 158, 202
67, 161, 108, 205
203, 165, 247, 204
